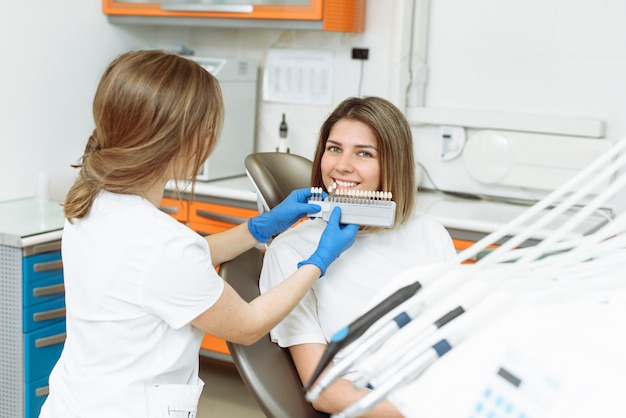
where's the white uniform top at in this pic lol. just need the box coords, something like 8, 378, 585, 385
259, 213, 457, 349
40, 191, 224, 418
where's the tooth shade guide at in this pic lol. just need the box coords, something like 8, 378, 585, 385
310, 187, 325, 201
329, 188, 393, 203
307, 182, 396, 227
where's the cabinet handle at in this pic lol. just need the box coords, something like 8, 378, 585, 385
159, 205, 179, 215
33, 283, 65, 297
34, 259, 63, 273
196, 210, 246, 225
36, 332, 66, 348
36, 386, 50, 397
160, 4, 253, 13
34, 307, 66, 322
24, 241, 62, 256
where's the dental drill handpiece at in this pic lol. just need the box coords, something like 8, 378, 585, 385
306, 296, 428, 402
332, 334, 461, 418
302, 279, 424, 393
308, 266, 467, 401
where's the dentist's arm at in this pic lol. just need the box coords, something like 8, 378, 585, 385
193, 207, 358, 344
206, 188, 320, 266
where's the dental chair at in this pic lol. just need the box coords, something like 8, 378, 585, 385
244, 152, 315, 213
218, 152, 329, 418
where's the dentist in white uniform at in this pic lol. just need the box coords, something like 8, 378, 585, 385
39, 49, 357, 418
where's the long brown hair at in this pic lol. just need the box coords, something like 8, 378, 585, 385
311, 96, 416, 229
64, 50, 223, 221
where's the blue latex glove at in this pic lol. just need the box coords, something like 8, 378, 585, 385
248, 188, 322, 243
298, 206, 359, 277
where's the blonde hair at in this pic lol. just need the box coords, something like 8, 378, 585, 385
311, 96, 416, 229
64, 50, 223, 221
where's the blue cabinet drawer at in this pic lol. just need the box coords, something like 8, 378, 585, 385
23, 272, 64, 308
25, 321, 66, 383
25, 374, 49, 418
23, 250, 63, 283
24, 296, 66, 333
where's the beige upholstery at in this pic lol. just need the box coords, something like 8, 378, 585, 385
219, 152, 328, 418
244, 152, 313, 213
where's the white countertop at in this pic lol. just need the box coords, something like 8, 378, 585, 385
0, 183, 605, 249
166, 176, 257, 203
169, 176, 606, 241
415, 190, 606, 241
0, 198, 65, 248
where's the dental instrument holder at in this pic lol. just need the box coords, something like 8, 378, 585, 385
307, 188, 396, 228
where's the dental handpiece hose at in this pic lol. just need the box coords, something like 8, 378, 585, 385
345, 287, 515, 418
305, 297, 428, 402
480, 150, 626, 268
351, 273, 504, 389
304, 263, 459, 393
307, 299, 464, 402
458, 137, 626, 265
306, 266, 465, 399
332, 334, 461, 418
302, 279, 424, 392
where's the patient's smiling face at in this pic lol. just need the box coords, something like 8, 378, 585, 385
320, 119, 381, 193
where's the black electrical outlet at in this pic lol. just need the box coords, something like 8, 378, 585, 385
352, 48, 369, 60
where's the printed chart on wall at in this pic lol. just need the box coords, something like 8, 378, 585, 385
263, 48, 334, 106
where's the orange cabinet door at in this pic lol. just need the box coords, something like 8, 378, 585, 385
188, 200, 258, 236
200, 333, 230, 357
159, 197, 189, 223
159, 197, 257, 359
453, 238, 499, 264
188, 200, 258, 359
103, 0, 364, 32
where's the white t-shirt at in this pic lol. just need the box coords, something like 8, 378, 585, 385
259, 213, 457, 349
40, 191, 224, 418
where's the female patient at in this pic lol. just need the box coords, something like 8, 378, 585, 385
259, 96, 457, 417
40, 50, 357, 418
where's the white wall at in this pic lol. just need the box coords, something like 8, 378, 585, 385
147, 0, 405, 158
0, 1, 159, 202
0, 0, 403, 203
2, 0, 623, 215
411, 0, 626, 213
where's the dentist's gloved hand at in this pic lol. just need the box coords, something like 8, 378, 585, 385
248, 188, 322, 243
298, 206, 358, 277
